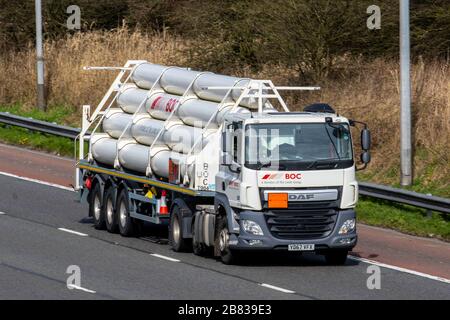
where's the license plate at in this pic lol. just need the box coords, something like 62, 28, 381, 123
288, 244, 315, 251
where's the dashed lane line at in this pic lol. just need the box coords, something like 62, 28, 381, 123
260, 283, 296, 294
150, 253, 181, 262
58, 228, 89, 237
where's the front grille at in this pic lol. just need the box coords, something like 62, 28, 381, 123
265, 206, 338, 240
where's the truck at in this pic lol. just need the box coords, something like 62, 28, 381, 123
75, 60, 371, 265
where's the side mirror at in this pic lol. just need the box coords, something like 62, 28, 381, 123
222, 130, 232, 153
361, 129, 371, 151
361, 151, 371, 165
221, 152, 233, 166
230, 162, 242, 174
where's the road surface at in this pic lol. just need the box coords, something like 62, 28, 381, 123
0, 144, 449, 299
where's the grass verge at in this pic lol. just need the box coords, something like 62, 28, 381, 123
357, 197, 449, 241
0, 125, 74, 157
0, 104, 77, 156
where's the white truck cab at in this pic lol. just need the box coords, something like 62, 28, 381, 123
211, 107, 370, 263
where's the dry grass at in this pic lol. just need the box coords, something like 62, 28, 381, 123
0, 27, 449, 193
249, 60, 450, 191
0, 26, 187, 113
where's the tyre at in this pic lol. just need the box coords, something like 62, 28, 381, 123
89, 182, 105, 230
324, 250, 349, 265
192, 218, 211, 256
117, 189, 135, 237
169, 205, 190, 252
104, 187, 119, 233
215, 216, 238, 265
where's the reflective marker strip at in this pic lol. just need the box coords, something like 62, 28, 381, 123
78, 164, 198, 196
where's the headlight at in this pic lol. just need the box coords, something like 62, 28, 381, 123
242, 220, 264, 236
339, 219, 356, 235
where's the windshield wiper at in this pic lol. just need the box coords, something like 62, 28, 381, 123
307, 159, 341, 170
255, 161, 287, 170
324, 123, 342, 162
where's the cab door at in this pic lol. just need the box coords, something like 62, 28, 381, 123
216, 123, 243, 208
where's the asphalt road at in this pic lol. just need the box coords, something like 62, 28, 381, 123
0, 174, 449, 300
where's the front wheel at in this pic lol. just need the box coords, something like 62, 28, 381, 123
215, 217, 238, 265
324, 250, 349, 265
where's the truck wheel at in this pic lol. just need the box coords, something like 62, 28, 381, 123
104, 187, 118, 233
324, 250, 349, 265
117, 189, 135, 237
169, 205, 190, 252
215, 217, 238, 265
90, 183, 105, 230
192, 219, 210, 256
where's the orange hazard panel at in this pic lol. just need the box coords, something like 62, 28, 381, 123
268, 193, 288, 209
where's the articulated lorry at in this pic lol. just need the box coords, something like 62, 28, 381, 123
76, 60, 371, 264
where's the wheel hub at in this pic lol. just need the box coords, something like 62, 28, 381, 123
219, 229, 229, 252
173, 217, 180, 243
106, 199, 114, 224
119, 201, 127, 227
94, 195, 101, 220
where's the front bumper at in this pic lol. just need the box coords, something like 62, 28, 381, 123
228, 209, 357, 252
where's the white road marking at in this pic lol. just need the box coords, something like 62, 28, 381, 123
0, 212, 5, 215
150, 253, 180, 262
67, 284, 96, 294
58, 228, 88, 237
0, 170, 73, 192
348, 256, 450, 284
260, 283, 296, 294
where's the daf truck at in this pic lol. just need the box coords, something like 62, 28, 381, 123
76, 60, 371, 264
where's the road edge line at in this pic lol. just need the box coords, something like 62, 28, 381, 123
348, 256, 450, 284
0, 170, 73, 192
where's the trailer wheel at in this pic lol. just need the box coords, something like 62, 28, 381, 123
90, 183, 105, 230
117, 189, 135, 237
324, 250, 348, 265
169, 205, 190, 252
215, 216, 238, 265
104, 187, 119, 233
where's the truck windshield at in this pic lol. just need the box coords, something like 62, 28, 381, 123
245, 123, 354, 170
